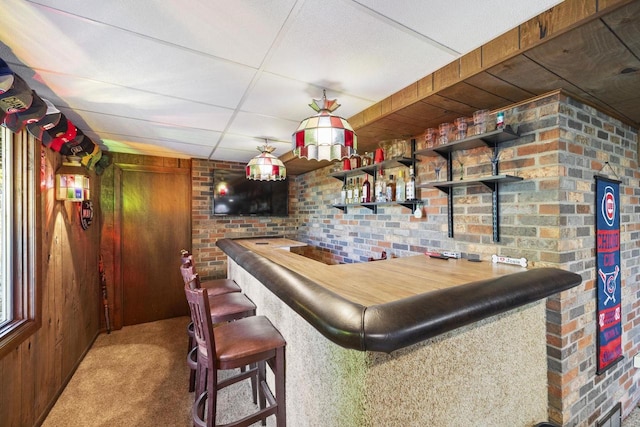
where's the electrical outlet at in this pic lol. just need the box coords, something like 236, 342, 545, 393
634, 354, 640, 368
443, 251, 461, 259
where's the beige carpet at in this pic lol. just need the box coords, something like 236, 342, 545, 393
42, 316, 273, 427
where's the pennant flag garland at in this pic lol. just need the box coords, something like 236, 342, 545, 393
0, 57, 106, 174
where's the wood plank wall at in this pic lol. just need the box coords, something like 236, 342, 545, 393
0, 144, 101, 426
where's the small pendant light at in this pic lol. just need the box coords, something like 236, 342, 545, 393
245, 142, 287, 181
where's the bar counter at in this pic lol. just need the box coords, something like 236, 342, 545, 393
217, 237, 583, 426
217, 237, 581, 353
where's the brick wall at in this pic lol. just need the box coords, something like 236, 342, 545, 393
291, 90, 639, 426
191, 159, 298, 279
190, 90, 639, 425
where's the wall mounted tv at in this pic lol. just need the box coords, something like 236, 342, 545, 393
212, 169, 288, 216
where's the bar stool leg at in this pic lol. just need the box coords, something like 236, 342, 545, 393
275, 347, 286, 427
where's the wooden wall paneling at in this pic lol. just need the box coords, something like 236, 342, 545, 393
422, 94, 477, 118
460, 48, 482, 79
20, 337, 36, 426
416, 74, 434, 98
604, 1, 640, 56
390, 83, 419, 111
464, 72, 536, 103
599, 0, 637, 9
34, 245, 57, 418
525, 18, 640, 120
0, 347, 22, 426
433, 61, 461, 92
481, 27, 521, 68
60, 220, 78, 378
437, 81, 514, 111
362, 102, 384, 124
112, 164, 124, 330
487, 55, 582, 96
520, 0, 597, 49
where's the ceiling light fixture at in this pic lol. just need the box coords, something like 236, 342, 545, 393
292, 90, 357, 161
245, 142, 287, 181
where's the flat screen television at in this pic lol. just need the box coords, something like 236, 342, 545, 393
212, 169, 288, 216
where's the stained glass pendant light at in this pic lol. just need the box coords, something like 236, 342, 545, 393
245, 142, 286, 181
292, 90, 357, 161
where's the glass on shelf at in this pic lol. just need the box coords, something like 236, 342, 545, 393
454, 117, 468, 140
361, 151, 373, 167
438, 122, 451, 145
379, 140, 393, 160
473, 109, 489, 135
424, 128, 437, 148
431, 159, 446, 182
394, 139, 408, 158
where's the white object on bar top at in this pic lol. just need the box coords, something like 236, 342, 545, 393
492, 254, 527, 267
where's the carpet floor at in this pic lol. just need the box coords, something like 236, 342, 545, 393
42, 316, 274, 427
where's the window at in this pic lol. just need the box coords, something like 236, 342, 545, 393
0, 127, 40, 358
0, 126, 6, 326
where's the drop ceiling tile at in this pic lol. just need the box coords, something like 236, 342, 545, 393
99, 134, 215, 159
1, 3, 257, 107
226, 111, 300, 144
30, 0, 298, 68
216, 134, 291, 158
43, 74, 235, 130
242, 72, 375, 120
265, 0, 457, 100
355, 0, 565, 52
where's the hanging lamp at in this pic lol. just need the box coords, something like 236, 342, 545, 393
292, 90, 357, 161
245, 142, 286, 181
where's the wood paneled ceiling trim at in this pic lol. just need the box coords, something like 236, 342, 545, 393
347, 0, 635, 131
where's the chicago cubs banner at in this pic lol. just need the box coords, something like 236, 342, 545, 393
595, 175, 623, 374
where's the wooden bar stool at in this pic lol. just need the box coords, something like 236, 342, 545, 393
181, 251, 242, 297
182, 268, 256, 393
181, 250, 242, 361
185, 284, 286, 427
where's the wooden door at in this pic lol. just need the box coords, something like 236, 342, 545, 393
119, 165, 191, 325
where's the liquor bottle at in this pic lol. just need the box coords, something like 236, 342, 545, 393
353, 177, 360, 204
362, 174, 371, 203
375, 170, 385, 202
406, 167, 416, 201
341, 179, 347, 204
386, 174, 396, 202
346, 178, 354, 204
396, 170, 406, 202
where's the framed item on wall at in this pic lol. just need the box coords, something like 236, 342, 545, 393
595, 174, 623, 374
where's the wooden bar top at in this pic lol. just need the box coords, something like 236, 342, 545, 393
221, 237, 583, 352
236, 238, 525, 306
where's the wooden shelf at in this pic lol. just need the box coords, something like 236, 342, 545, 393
418, 174, 523, 192
415, 127, 520, 242
329, 156, 414, 180
332, 200, 421, 214
415, 126, 519, 158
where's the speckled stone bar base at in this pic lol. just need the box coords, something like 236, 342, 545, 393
228, 258, 548, 427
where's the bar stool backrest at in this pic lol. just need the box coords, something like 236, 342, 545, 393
184, 284, 215, 368
180, 261, 199, 288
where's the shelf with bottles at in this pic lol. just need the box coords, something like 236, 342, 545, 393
332, 140, 419, 214
331, 199, 422, 214
328, 156, 414, 180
